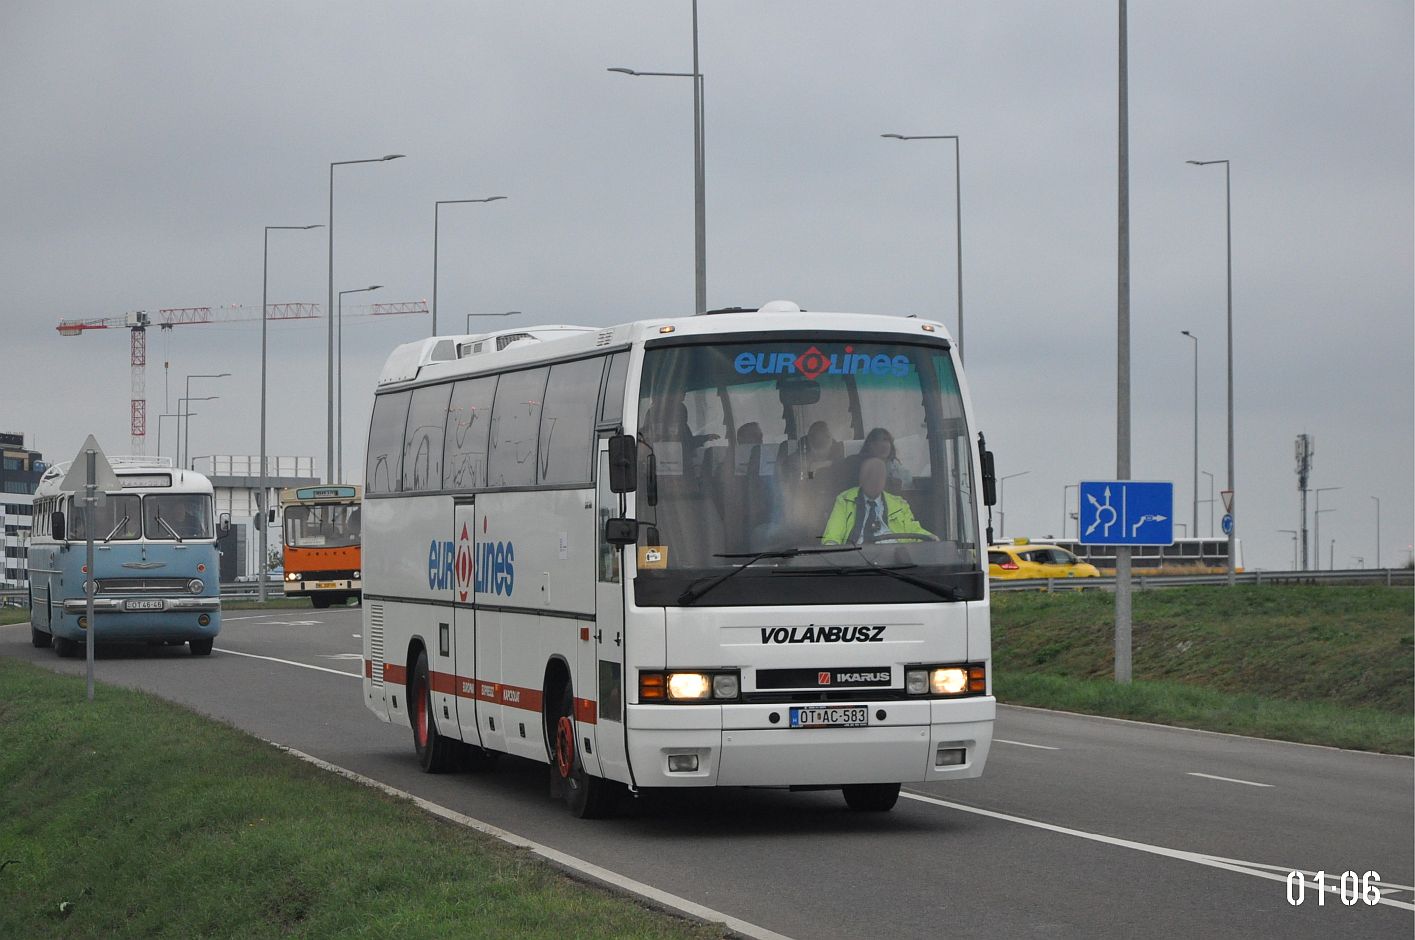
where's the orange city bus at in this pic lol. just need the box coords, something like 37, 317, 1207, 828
280, 484, 362, 608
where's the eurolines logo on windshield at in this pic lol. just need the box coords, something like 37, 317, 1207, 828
734, 346, 911, 381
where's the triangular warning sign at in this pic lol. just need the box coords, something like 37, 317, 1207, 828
59, 435, 122, 494
1220, 489, 1234, 513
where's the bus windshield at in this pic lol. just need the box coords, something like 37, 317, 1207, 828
285, 504, 361, 548
69, 494, 141, 541
143, 494, 213, 541
634, 338, 981, 604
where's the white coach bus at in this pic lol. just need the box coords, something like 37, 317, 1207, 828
361, 301, 998, 817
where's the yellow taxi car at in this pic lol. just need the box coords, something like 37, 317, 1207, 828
988, 540, 1100, 580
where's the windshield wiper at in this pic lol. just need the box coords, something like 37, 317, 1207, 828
154, 516, 184, 542
102, 515, 130, 543
678, 545, 858, 605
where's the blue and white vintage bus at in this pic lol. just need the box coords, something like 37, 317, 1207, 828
28, 457, 224, 656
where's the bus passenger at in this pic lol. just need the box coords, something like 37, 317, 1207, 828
821, 457, 933, 545
836, 426, 913, 492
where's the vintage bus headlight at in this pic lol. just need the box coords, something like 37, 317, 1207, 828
286, 572, 300, 582
188, 579, 205, 595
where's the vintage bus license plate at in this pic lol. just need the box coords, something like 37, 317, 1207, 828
124, 598, 165, 611
790, 705, 869, 729
316, 581, 338, 589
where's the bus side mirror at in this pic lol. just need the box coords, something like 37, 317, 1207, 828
218, 513, 232, 536
608, 434, 636, 494
51, 511, 65, 541
979, 437, 997, 507
604, 517, 637, 546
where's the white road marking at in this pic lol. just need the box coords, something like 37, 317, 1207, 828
220, 615, 266, 621
214, 647, 358, 679
352, 633, 361, 638
994, 738, 1060, 750
900, 791, 1415, 911
1186, 772, 1273, 788
271, 744, 795, 940
1200, 856, 1415, 893
252, 619, 321, 626
322, 653, 364, 661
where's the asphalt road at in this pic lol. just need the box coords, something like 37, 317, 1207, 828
5, 610, 1411, 939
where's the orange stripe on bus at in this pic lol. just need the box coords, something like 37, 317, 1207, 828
372, 662, 594, 723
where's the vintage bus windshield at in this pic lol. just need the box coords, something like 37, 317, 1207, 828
284, 504, 361, 549
634, 338, 980, 601
143, 494, 213, 540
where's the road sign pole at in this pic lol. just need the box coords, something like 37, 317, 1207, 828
1115, 0, 1132, 684
85, 449, 96, 703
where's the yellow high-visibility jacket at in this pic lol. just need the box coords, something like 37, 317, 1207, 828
821, 488, 932, 545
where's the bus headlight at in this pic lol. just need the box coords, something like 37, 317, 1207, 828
286, 572, 300, 582
711, 673, 739, 699
667, 672, 711, 700
930, 667, 968, 696
188, 579, 205, 595
905, 669, 929, 695
353, 570, 361, 579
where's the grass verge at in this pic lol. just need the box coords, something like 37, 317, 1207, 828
0, 659, 723, 939
992, 585, 1414, 753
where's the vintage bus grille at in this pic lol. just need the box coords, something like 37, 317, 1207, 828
368, 603, 385, 687
97, 578, 192, 594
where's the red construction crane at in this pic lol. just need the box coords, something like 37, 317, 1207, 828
57, 301, 428, 454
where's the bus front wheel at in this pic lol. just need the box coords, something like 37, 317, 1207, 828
54, 634, 81, 658
310, 595, 331, 609
411, 650, 456, 773
552, 686, 620, 819
842, 783, 901, 812
31, 625, 51, 649
189, 638, 213, 656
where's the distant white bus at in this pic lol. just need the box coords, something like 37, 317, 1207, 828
361, 302, 996, 817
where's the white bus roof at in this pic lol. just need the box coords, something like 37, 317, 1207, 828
36, 459, 215, 497
375, 302, 952, 389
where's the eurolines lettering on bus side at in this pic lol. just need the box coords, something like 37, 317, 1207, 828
734, 345, 912, 381
427, 536, 514, 597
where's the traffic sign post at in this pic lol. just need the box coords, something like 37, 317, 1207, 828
64, 435, 119, 703
1221, 514, 1233, 536
1078, 481, 1175, 546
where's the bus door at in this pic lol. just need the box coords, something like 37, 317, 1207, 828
452, 498, 494, 751
591, 439, 631, 782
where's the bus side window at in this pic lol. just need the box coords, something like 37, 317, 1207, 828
539, 357, 604, 485
487, 367, 549, 487
443, 375, 498, 491
598, 352, 628, 427
402, 383, 453, 492
366, 391, 412, 495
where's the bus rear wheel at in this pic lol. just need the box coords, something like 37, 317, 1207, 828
411, 650, 456, 773
189, 638, 214, 656
842, 783, 901, 812
551, 686, 619, 819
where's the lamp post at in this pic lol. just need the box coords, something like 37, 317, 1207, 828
881, 133, 965, 363
177, 395, 219, 469
1187, 158, 1234, 586
156, 413, 179, 464
337, 285, 382, 481
433, 197, 507, 336
261, 224, 322, 603
1312, 487, 1340, 571
608, 55, 706, 314
180, 372, 229, 467
1201, 469, 1215, 536
1180, 330, 1199, 537
329, 153, 405, 483
466, 310, 520, 333
1370, 496, 1381, 569
997, 470, 1030, 539
1278, 529, 1298, 570
1062, 484, 1078, 539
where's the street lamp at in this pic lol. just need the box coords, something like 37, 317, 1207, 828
180, 372, 229, 467
1187, 158, 1234, 586
997, 470, 1030, 539
433, 197, 507, 336
608, 53, 706, 314
1312, 486, 1340, 571
466, 310, 520, 333
1062, 483, 1078, 539
1370, 496, 1381, 569
338, 285, 382, 481
261, 224, 323, 603
177, 395, 219, 469
1180, 331, 1199, 538
882, 133, 965, 363
156, 413, 180, 464
1278, 529, 1298, 570
329, 153, 405, 483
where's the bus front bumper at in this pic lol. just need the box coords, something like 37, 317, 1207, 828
625, 696, 994, 788
63, 597, 221, 613
285, 579, 360, 594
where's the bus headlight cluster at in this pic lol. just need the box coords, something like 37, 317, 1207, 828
640, 669, 740, 703
905, 663, 986, 698
286, 572, 300, 582
188, 579, 204, 595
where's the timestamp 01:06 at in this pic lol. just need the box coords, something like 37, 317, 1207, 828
1286, 870, 1381, 906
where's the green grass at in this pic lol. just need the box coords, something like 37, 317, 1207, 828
0, 659, 723, 939
0, 607, 28, 626
992, 585, 1414, 753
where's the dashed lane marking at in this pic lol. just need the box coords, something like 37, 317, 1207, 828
1186, 772, 1273, 788
994, 738, 1060, 750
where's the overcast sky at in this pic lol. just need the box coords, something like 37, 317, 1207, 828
2, 1, 1410, 570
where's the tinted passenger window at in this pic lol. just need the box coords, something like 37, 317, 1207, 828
366, 391, 411, 494
598, 352, 628, 425
403, 384, 452, 491
539, 358, 604, 485
443, 375, 497, 491
487, 368, 548, 487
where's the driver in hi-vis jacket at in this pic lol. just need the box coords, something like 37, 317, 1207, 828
821, 456, 934, 545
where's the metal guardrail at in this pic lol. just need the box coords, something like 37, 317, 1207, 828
991, 568, 1413, 592
2, 569, 1409, 606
